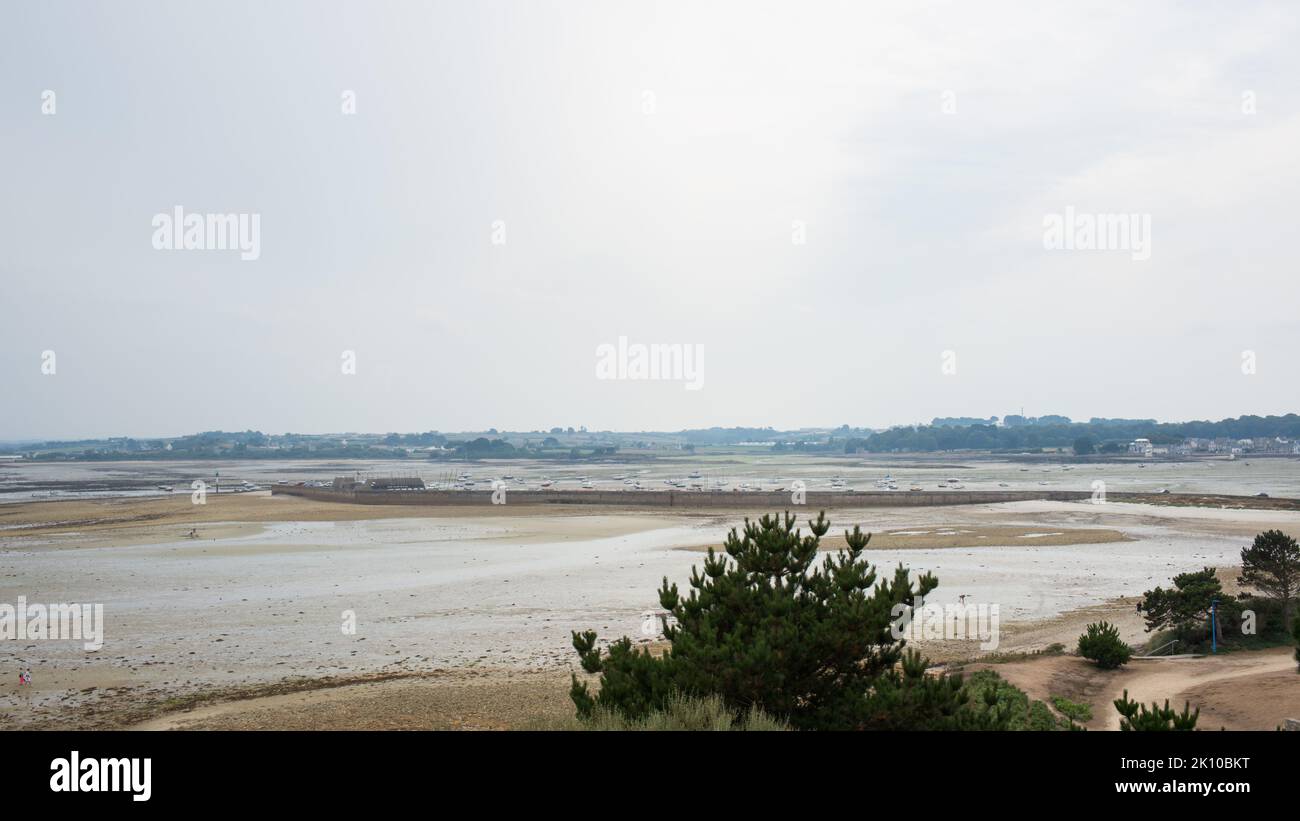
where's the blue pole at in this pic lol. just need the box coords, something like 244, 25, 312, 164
1206, 597, 1216, 654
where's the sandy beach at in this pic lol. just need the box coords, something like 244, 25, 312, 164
3, 486, 1298, 731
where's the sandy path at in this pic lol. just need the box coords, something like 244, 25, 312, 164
1100, 649, 1297, 730
985, 647, 1298, 731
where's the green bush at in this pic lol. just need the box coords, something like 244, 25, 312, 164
1052, 696, 1092, 725
962, 670, 1060, 731
1218, 595, 1296, 651
570, 511, 1009, 730
1077, 621, 1133, 669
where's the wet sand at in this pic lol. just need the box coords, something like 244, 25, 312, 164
6, 454, 1299, 500
0, 492, 637, 541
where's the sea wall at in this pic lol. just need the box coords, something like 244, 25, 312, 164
271, 485, 1094, 508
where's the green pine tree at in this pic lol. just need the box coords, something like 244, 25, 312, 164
1139, 567, 1238, 643
570, 511, 1008, 730
1077, 621, 1132, 669
1113, 690, 1199, 731
1239, 529, 1300, 628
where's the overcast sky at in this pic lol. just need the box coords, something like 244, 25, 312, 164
2, 1, 1298, 439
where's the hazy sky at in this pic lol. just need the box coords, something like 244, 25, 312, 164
3, 1, 1298, 439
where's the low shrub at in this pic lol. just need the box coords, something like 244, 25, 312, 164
963, 670, 1060, 731
1052, 695, 1092, 725
1114, 690, 1199, 731
1078, 621, 1133, 669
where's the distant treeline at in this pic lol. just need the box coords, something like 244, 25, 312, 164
14, 415, 1300, 461
20, 429, 437, 461
679, 425, 873, 447
30, 444, 414, 461
861, 414, 1300, 453
678, 426, 781, 445
431, 437, 621, 461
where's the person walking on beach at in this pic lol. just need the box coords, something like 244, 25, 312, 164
17, 669, 24, 686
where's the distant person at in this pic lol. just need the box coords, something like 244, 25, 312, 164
17, 669, 23, 686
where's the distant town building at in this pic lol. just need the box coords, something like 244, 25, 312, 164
1128, 438, 1154, 457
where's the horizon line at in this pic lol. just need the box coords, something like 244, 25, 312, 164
5, 410, 1299, 445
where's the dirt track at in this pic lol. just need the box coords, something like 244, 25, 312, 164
981, 647, 1298, 730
